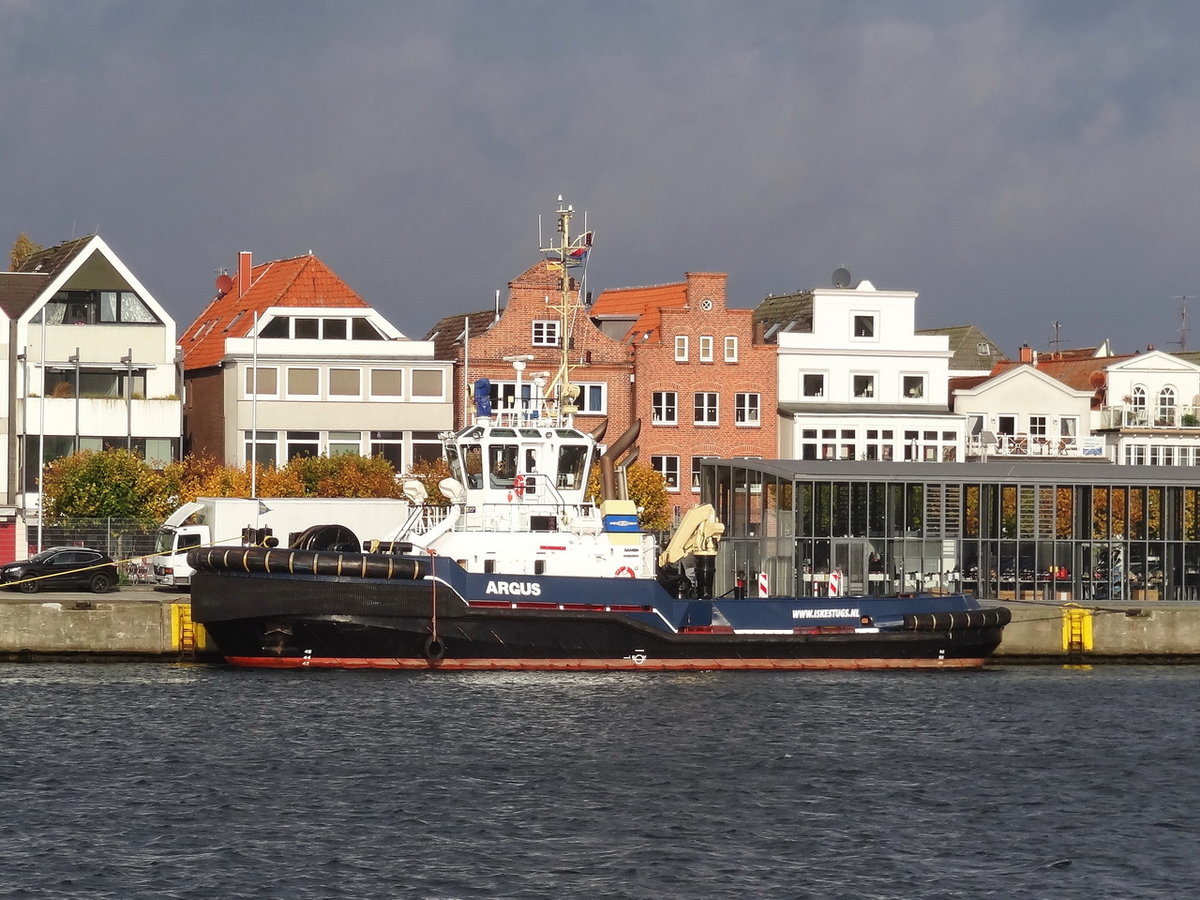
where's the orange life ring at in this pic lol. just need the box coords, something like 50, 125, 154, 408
614, 565, 636, 578
513, 474, 526, 498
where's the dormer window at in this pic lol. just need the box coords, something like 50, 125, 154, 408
977, 341, 991, 356
259, 316, 383, 340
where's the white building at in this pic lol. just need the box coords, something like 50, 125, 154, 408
0, 235, 182, 555
759, 276, 965, 462
181, 251, 452, 471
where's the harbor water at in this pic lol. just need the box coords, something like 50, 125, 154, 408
1, 664, 1197, 899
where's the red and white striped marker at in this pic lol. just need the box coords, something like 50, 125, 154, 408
828, 569, 843, 597
758, 572, 769, 597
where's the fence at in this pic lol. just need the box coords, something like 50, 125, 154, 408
29, 518, 160, 584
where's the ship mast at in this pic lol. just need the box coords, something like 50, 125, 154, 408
539, 197, 589, 424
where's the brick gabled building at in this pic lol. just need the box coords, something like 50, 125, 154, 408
181, 250, 451, 469
426, 260, 635, 437
591, 272, 777, 517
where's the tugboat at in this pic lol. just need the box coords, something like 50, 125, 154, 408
189, 201, 1010, 670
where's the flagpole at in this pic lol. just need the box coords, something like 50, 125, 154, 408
251, 311, 258, 498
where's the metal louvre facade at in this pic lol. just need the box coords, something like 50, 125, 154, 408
701, 459, 1200, 604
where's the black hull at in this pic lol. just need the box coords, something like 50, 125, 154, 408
191, 568, 1008, 671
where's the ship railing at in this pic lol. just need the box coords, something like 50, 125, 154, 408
453, 501, 599, 534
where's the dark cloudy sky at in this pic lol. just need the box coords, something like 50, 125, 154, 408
3, 1, 1198, 356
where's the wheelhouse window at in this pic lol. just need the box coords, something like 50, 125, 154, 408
532, 320, 560, 347
652, 455, 680, 491
652, 391, 678, 425
694, 392, 718, 425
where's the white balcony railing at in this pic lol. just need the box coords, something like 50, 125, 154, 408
1099, 404, 1200, 430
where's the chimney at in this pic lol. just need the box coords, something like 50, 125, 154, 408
238, 251, 252, 298
1019, 343, 1033, 363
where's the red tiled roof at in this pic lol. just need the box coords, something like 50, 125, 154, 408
589, 282, 687, 342
991, 355, 1134, 392
180, 253, 370, 371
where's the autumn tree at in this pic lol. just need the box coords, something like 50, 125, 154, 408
402, 456, 453, 504
9, 232, 43, 270
41, 449, 173, 523
585, 461, 671, 533
288, 453, 403, 498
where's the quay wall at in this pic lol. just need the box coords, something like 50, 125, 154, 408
994, 601, 1200, 662
0, 594, 215, 660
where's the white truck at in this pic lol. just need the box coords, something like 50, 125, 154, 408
151, 496, 410, 588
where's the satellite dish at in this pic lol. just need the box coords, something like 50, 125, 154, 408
215, 273, 234, 296
1089, 370, 1105, 388
832, 267, 851, 288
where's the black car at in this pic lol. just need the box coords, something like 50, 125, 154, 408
1, 547, 119, 594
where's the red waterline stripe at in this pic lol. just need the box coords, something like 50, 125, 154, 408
226, 656, 987, 671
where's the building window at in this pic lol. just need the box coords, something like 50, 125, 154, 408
652, 391, 678, 425
902, 375, 925, 399
412, 431, 442, 466
853, 314, 876, 338
802, 373, 825, 398
977, 341, 991, 356
370, 369, 404, 398
45, 290, 159, 325
286, 367, 319, 398
369, 430, 405, 470
244, 430, 278, 468
853, 374, 875, 399
694, 392, 718, 425
329, 368, 361, 398
691, 455, 716, 492
294, 318, 319, 339
1029, 415, 1047, 437
412, 369, 445, 400
286, 430, 320, 460
1157, 386, 1177, 425
735, 392, 760, 426
724, 336, 738, 362
699, 336, 714, 362
652, 455, 680, 491
574, 382, 607, 414
245, 366, 278, 398
675, 336, 689, 361
532, 320, 560, 346
328, 431, 362, 455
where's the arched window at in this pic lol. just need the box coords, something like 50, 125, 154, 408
1157, 386, 1177, 426
1127, 386, 1148, 427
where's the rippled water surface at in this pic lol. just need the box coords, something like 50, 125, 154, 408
1, 663, 1198, 898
